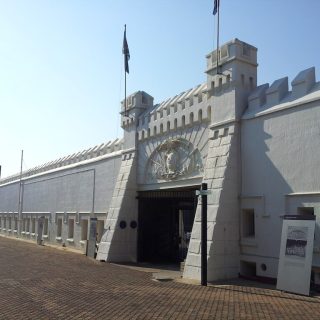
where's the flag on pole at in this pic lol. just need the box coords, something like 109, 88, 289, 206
122, 25, 130, 74
213, 0, 220, 15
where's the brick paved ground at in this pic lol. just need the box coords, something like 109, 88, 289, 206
0, 236, 320, 320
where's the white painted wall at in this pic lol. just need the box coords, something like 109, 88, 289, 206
241, 99, 320, 277
0, 153, 122, 250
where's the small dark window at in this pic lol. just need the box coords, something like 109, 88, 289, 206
182, 116, 186, 127
81, 219, 88, 241
298, 207, 314, 216
240, 261, 256, 277
241, 74, 245, 86
249, 76, 254, 89
243, 209, 255, 237
31, 218, 36, 233
57, 218, 62, 237
68, 219, 74, 239
189, 112, 194, 125
14, 217, 18, 231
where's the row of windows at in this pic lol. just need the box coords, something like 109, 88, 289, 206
208, 74, 255, 93
211, 74, 231, 89
0, 217, 105, 243
0, 217, 18, 230
56, 218, 104, 242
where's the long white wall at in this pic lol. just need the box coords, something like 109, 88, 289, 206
0, 152, 122, 250
241, 99, 320, 277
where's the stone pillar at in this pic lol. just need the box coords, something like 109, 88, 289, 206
97, 91, 154, 262
96, 150, 138, 262
183, 122, 240, 281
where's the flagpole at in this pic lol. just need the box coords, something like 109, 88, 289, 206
18, 150, 23, 235
216, 0, 220, 74
124, 24, 127, 117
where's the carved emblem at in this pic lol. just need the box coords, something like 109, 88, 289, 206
146, 138, 203, 182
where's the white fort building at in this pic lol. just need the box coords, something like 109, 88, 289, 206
1, 38, 320, 282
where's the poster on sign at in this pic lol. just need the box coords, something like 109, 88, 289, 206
277, 215, 315, 296
285, 226, 308, 258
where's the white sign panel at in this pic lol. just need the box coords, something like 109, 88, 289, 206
277, 216, 315, 296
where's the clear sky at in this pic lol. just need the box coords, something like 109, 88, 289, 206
1, 0, 320, 178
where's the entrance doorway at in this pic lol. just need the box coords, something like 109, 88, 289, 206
138, 188, 198, 264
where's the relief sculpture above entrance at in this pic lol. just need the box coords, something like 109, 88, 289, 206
145, 138, 203, 182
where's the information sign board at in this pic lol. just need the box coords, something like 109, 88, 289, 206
277, 215, 315, 296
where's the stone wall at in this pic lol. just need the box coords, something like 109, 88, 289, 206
97, 149, 138, 262
183, 122, 240, 281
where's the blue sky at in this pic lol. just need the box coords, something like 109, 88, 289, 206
1, 0, 320, 177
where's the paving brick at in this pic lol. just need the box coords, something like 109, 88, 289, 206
0, 236, 319, 319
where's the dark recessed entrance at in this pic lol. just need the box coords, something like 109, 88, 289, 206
138, 188, 198, 264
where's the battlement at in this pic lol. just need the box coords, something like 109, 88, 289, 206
246, 67, 319, 116
206, 38, 258, 74
121, 91, 154, 128
0, 138, 123, 185
136, 83, 212, 141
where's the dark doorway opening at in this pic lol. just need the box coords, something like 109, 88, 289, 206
138, 188, 198, 264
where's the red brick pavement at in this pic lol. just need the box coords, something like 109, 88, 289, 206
0, 236, 319, 319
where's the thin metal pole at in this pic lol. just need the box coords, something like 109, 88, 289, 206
201, 183, 208, 286
18, 150, 23, 235
216, 3, 220, 74
124, 24, 127, 117
125, 64, 127, 116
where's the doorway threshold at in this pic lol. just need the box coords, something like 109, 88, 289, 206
112, 262, 182, 281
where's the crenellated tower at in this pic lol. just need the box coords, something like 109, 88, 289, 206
206, 38, 258, 122
121, 91, 154, 149
184, 39, 259, 281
